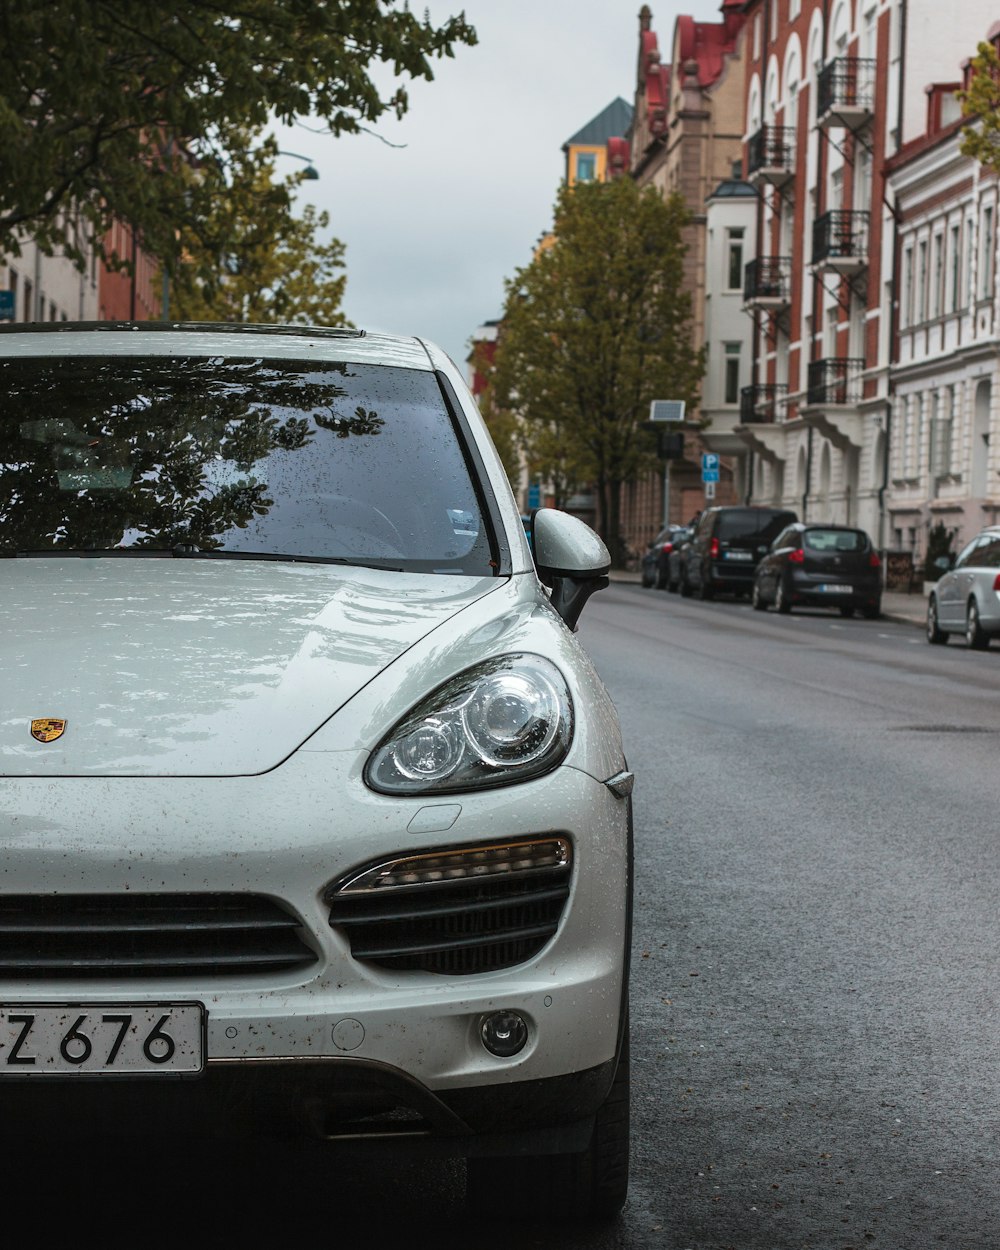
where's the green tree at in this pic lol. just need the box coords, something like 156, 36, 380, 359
958, 41, 1000, 172
0, 1, 476, 271
168, 133, 349, 325
486, 178, 704, 565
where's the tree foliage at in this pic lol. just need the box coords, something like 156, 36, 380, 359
958, 41, 1000, 173
0, 1, 476, 271
486, 177, 704, 563
168, 133, 350, 326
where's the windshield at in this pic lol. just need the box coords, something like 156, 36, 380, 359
717, 510, 795, 543
0, 355, 494, 574
804, 529, 869, 553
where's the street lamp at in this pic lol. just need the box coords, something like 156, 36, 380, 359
277, 150, 320, 180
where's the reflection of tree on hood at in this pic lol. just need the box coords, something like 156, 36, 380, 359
0, 358, 384, 552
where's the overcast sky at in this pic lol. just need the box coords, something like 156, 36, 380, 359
273, 0, 726, 374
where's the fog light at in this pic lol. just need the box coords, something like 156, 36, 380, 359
481, 1010, 529, 1058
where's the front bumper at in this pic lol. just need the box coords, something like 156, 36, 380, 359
0, 753, 631, 1144
0, 1052, 620, 1157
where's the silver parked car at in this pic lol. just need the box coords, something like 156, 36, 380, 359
0, 321, 632, 1219
926, 525, 1000, 648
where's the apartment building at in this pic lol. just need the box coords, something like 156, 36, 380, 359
731, 0, 995, 565
3, 220, 99, 325
620, 1, 749, 552
886, 35, 1000, 558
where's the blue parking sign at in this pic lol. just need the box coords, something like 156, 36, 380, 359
0, 290, 14, 321
701, 452, 720, 483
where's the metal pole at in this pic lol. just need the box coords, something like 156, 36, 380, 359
662, 463, 670, 528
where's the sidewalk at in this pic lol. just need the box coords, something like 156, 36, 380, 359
608, 569, 928, 627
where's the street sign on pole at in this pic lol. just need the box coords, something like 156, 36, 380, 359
704, 480, 717, 500
701, 452, 720, 483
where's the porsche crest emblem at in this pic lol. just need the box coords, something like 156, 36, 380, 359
30, 718, 67, 744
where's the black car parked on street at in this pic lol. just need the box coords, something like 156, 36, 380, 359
641, 525, 689, 589
682, 505, 798, 600
752, 522, 882, 618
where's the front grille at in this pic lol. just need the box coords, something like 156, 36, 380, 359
327, 840, 572, 975
0, 893, 317, 979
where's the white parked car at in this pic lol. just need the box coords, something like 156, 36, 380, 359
0, 322, 632, 1219
927, 524, 1000, 649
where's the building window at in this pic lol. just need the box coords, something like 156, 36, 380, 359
916, 239, 928, 323
901, 246, 914, 328
861, 4, 877, 60
753, 13, 761, 59
576, 152, 596, 183
23, 279, 33, 322
981, 204, 995, 299
931, 233, 944, 319
948, 223, 961, 313
964, 215, 975, 308
769, 0, 778, 41
789, 0, 800, 18
726, 228, 745, 290
724, 343, 741, 404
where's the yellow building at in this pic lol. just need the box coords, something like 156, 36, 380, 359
562, 97, 634, 187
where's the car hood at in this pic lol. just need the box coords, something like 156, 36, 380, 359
0, 560, 498, 777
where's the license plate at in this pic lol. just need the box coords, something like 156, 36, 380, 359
818, 584, 852, 594
724, 550, 752, 561
0, 1003, 205, 1077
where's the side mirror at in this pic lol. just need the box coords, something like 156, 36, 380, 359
530, 508, 611, 630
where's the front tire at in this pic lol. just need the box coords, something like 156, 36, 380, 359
465, 1022, 631, 1221
966, 599, 990, 650
926, 596, 948, 645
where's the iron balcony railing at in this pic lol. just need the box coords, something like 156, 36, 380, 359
740, 383, 788, 425
743, 257, 792, 305
812, 210, 869, 266
817, 57, 876, 124
806, 358, 864, 406
746, 125, 795, 180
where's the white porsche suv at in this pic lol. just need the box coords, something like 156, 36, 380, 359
0, 322, 632, 1219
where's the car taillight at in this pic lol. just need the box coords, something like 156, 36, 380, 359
869, 551, 881, 568
663, 542, 674, 553
993, 573, 1000, 593
788, 548, 804, 563
710, 538, 720, 558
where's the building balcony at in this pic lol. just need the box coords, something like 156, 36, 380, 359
812, 210, 869, 275
746, 125, 795, 187
743, 257, 792, 311
816, 57, 876, 131
740, 383, 788, 425
802, 358, 866, 448
806, 358, 864, 406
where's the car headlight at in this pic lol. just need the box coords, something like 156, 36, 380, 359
366, 654, 573, 794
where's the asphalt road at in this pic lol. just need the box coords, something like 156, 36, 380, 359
13, 585, 1000, 1247
578, 581, 1000, 1250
